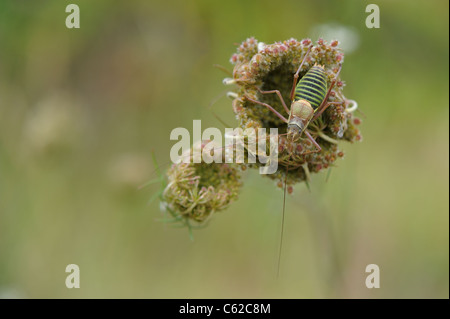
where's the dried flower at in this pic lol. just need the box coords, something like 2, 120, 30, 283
227, 37, 362, 187
160, 141, 242, 227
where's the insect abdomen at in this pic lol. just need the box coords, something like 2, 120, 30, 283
294, 65, 328, 109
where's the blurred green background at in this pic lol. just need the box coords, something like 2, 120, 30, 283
0, 0, 448, 298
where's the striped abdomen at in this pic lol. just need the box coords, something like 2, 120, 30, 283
294, 65, 328, 110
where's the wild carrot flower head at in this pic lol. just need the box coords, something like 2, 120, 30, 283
227, 37, 362, 187
161, 141, 242, 225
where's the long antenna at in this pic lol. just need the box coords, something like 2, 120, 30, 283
277, 165, 289, 278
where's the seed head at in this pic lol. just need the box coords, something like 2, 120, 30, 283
226, 38, 362, 187
161, 141, 242, 225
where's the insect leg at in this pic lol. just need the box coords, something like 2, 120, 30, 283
213, 64, 233, 76
312, 101, 344, 121
302, 130, 322, 154
244, 96, 288, 123
211, 111, 233, 128
289, 45, 313, 101
257, 88, 290, 115
312, 64, 343, 120
208, 88, 232, 110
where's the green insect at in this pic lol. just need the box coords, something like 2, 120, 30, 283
245, 46, 343, 154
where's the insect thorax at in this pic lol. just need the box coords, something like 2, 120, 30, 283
288, 100, 314, 134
